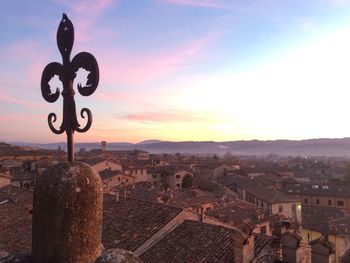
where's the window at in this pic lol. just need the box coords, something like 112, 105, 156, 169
292, 204, 296, 212
176, 175, 181, 179
328, 200, 332, 206
316, 199, 320, 205
260, 226, 267, 235
176, 183, 180, 188
278, 205, 283, 213
337, 200, 344, 206
304, 198, 308, 204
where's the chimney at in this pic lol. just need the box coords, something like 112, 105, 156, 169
101, 141, 107, 151
201, 207, 205, 222
116, 190, 120, 202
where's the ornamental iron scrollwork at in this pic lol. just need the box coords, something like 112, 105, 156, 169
41, 13, 99, 162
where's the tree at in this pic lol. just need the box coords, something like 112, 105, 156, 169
181, 174, 193, 189
343, 162, 350, 181
212, 154, 219, 161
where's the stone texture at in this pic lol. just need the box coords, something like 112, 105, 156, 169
32, 162, 103, 263
0, 254, 32, 263
95, 249, 142, 263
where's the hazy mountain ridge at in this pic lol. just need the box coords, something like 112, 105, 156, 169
9, 138, 350, 156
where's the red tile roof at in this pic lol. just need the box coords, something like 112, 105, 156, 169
102, 194, 182, 251
0, 187, 182, 255
0, 186, 32, 254
140, 220, 244, 263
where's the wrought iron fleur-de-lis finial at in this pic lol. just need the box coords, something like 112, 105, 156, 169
41, 14, 99, 162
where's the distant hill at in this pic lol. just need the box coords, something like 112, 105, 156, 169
137, 140, 163, 145
0, 141, 55, 156
10, 138, 350, 157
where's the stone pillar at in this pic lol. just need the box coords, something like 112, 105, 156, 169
32, 162, 103, 263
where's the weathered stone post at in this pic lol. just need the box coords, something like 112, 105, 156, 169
32, 162, 103, 263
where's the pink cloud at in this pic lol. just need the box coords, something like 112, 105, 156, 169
56, 0, 118, 43
99, 33, 219, 86
0, 113, 45, 125
329, 0, 347, 4
2, 39, 51, 84
95, 91, 135, 103
117, 109, 208, 123
70, 0, 116, 17
0, 94, 39, 109
159, 0, 229, 8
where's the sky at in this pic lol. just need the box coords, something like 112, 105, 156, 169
1, 0, 350, 143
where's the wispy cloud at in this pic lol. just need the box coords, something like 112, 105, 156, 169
0, 113, 45, 124
158, 0, 229, 9
115, 106, 226, 124
1, 39, 51, 84
56, 0, 118, 43
70, 0, 116, 17
0, 94, 40, 109
99, 33, 219, 86
328, 0, 349, 5
117, 109, 204, 123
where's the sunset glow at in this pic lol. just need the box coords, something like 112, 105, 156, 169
1, 0, 350, 143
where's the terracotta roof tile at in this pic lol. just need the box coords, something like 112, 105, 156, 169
206, 200, 266, 225
341, 248, 350, 263
302, 206, 350, 235
0, 186, 32, 254
0, 187, 182, 254
99, 169, 123, 180
140, 220, 242, 263
102, 195, 182, 251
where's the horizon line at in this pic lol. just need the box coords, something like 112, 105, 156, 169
5, 136, 350, 145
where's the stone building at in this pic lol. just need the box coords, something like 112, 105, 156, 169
282, 183, 350, 212
221, 175, 301, 222
302, 206, 350, 263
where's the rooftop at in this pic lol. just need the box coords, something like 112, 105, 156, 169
281, 183, 350, 198
222, 175, 299, 204
99, 169, 124, 180
0, 186, 183, 255
309, 237, 335, 253
302, 206, 350, 236
102, 194, 182, 251
206, 200, 266, 226
140, 220, 244, 263
167, 188, 218, 209
0, 186, 33, 254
